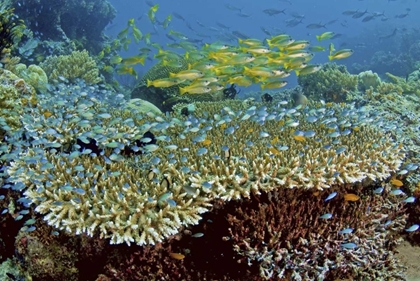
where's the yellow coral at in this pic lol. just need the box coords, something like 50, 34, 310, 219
41, 50, 102, 84
13, 63, 48, 93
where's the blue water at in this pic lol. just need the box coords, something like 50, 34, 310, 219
107, 0, 419, 89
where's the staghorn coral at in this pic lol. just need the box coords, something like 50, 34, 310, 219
5, 80, 405, 246
227, 184, 408, 280
298, 63, 358, 102
40, 50, 102, 84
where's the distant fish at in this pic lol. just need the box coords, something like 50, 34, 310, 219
342, 10, 359, 16
263, 9, 286, 16
306, 23, 327, 29
352, 9, 368, 19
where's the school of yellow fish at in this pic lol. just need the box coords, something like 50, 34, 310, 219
104, 4, 354, 95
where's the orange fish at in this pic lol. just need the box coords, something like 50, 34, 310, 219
169, 252, 185, 260
344, 193, 360, 202
390, 179, 403, 187
269, 147, 279, 155
202, 139, 212, 146
293, 135, 305, 141
43, 111, 53, 118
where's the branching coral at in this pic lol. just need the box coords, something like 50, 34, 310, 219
40, 50, 102, 84
227, 185, 408, 280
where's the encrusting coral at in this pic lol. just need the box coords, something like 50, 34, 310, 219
5, 78, 405, 246
40, 50, 102, 84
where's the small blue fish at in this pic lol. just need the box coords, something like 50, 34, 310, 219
341, 242, 357, 249
373, 187, 383, 194
224, 126, 235, 135
390, 189, 405, 196
327, 131, 341, 138
167, 199, 177, 207
403, 197, 415, 203
25, 226, 36, 232
15, 215, 24, 221
196, 147, 208, 156
202, 181, 212, 189
304, 130, 316, 138
259, 131, 270, 138
325, 192, 337, 202
320, 213, 333, 219
73, 188, 86, 195
191, 232, 204, 238
405, 224, 419, 232
306, 116, 318, 123
384, 220, 392, 227
335, 147, 346, 154
338, 228, 353, 234
341, 129, 351, 136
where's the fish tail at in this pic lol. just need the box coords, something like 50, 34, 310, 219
328, 55, 334, 61
147, 79, 153, 87
316, 35, 321, 41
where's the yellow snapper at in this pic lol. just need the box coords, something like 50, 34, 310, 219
329, 49, 354, 60
147, 77, 183, 88
180, 85, 212, 95
169, 69, 204, 80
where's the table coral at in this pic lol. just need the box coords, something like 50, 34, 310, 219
5, 81, 405, 246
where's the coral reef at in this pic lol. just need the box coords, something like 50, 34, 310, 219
298, 63, 358, 102
5, 77, 405, 247
358, 70, 381, 92
40, 50, 102, 84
